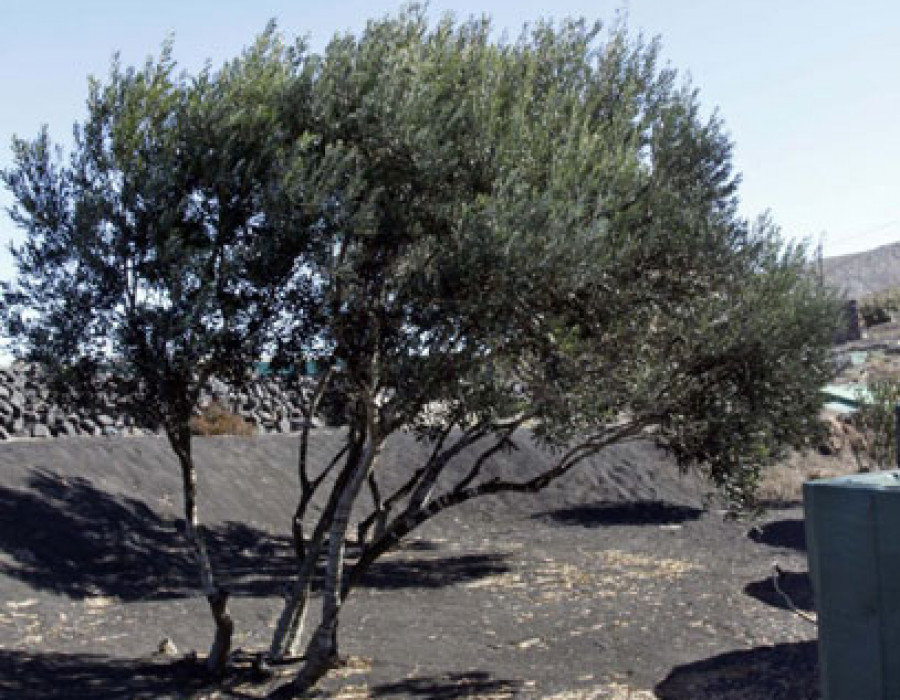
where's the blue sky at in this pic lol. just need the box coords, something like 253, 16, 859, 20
1, 0, 898, 282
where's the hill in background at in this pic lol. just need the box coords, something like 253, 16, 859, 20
823, 240, 900, 299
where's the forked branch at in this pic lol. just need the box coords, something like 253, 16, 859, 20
342, 421, 648, 597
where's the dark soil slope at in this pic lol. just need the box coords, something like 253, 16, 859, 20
0, 432, 816, 699
0, 431, 705, 573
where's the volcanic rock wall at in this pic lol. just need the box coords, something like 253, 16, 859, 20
0, 365, 317, 440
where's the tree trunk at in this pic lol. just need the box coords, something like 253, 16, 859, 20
167, 425, 233, 676
206, 589, 234, 676
269, 435, 364, 660
268, 557, 315, 661
271, 424, 382, 697
313, 434, 380, 659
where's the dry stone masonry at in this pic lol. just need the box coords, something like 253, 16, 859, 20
0, 365, 319, 441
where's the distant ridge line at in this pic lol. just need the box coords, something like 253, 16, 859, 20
823, 240, 900, 299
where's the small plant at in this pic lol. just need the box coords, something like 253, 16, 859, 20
852, 378, 900, 469
190, 401, 256, 437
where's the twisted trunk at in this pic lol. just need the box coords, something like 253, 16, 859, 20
271, 414, 382, 697
269, 434, 364, 660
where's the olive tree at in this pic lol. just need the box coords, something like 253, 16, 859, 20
3, 8, 840, 693
262, 9, 841, 696
1, 30, 309, 674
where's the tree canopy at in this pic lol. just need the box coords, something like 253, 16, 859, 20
3, 27, 309, 674
2, 6, 841, 695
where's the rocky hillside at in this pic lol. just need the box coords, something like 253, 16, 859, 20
823, 240, 900, 299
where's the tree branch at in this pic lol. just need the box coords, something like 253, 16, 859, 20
354, 420, 459, 541
298, 365, 335, 493
292, 438, 350, 562
452, 417, 528, 493
342, 421, 647, 597
269, 429, 364, 660
356, 468, 384, 546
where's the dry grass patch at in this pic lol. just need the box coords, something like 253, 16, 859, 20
757, 449, 856, 504
464, 550, 699, 603
329, 685, 371, 700
599, 550, 699, 579
542, 684, 657, 699
190, 401, 256, 436
328, 656, 374, 680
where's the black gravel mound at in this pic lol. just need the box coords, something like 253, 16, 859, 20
0, 432, 814, 699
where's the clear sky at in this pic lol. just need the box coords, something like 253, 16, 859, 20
1, 0, 898, 282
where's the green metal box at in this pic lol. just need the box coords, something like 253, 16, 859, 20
804, 471, 900, 700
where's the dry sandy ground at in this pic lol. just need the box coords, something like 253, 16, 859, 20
0, 432, 818, 699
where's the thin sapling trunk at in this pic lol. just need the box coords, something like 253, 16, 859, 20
167, 424, 233, 676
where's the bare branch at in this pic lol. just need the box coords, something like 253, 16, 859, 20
298, 365, 336, 494
293, 438, 349, 563
354, 421, 457, 544
772, 564, 817, 626
356, 468, 384, 546
452, 436, 517, 493
342, 422, 648, 598
400, 423, 493, 516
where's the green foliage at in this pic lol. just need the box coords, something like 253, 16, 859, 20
854, 378, 900, 468
2, 8, 847, 690
3, 6, 842, 510
2, 28, 305, 431
261, 8, 842, 507
1, 31, 319, 670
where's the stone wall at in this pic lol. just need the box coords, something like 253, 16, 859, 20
0, 365, 318, 441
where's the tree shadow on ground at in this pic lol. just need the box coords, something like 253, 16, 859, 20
0, 469, 509, 601
534, 500, 703, 528
360, 553, 511, 590
744, 569, 814, 612
394, 539, 442, 552
0, 469, 297, 601
0, 648, 217, 700
655, 641, 819, 700
371, 672, 522, 698
0, 649, 524, 700
747, 519, 806, 551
